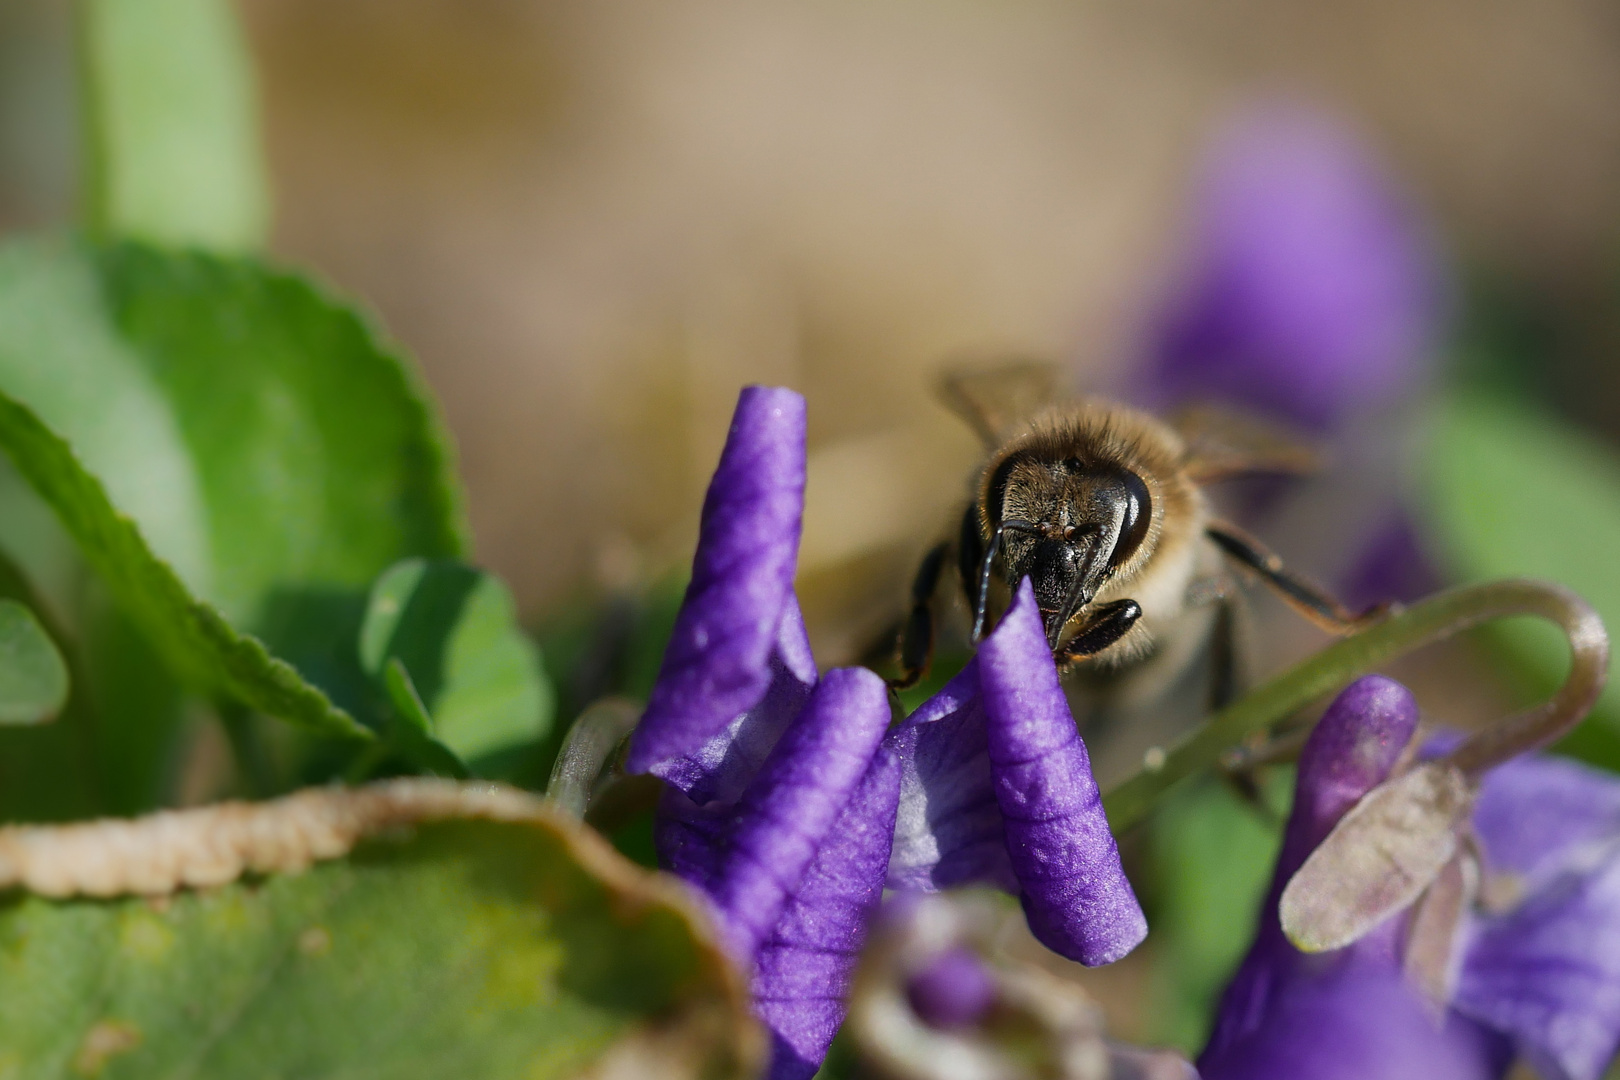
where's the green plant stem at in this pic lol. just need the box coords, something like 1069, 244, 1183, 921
1103, 578, 1610, 834
546, 697, 641, 818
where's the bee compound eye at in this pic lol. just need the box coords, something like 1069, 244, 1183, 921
1109, 471, 1153, 568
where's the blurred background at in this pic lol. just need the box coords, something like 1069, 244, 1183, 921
5, 0, 1618, 657
4, 0, 1620, 1065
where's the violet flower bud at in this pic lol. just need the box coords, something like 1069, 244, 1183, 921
1138, 102, 1450, 611
889, 579, 1147, 967
847, 891, 1195, 1080
906, 946, 997, 1030
1143, 101, 1444, 433
626, 385, 909, 1080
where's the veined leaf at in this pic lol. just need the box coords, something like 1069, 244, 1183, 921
0, 392, 366, 739
0, 780, 762, 1078
0, 237, 469, 739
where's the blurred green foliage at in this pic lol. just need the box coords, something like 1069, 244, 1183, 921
78, 0, 267, 248
1144, 771, 1292, 1055
1420, 390, 1620, 767
0, 598, 66, 725
360, 558, 552, 773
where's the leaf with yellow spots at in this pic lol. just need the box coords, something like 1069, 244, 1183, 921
0, 780, 761, 1078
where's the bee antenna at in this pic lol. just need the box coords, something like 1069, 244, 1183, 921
972, 518, 1039, 642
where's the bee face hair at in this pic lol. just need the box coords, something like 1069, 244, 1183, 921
972, 399, 1200, 643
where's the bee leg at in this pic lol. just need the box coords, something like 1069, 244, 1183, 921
1205, 519, 1393, 634
1053, 598, 1143, 663
1208, 591, 1247, 712
890, 541, 950, 690
1214, 649, 1280, 821
1218, 725, 1310, 825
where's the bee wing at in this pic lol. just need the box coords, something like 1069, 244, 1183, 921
937, 360, 1059, 446
1173, 403, 1324, 483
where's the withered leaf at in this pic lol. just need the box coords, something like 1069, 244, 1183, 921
1280, 761, 1475, 953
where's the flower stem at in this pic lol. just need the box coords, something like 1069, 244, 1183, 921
545, 697, 642, 818
1102, 578, 1609, 833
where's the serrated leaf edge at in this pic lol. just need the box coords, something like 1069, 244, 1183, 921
0, 389, 370, 739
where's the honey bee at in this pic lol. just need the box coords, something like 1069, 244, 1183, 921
893, 361, 1384, 707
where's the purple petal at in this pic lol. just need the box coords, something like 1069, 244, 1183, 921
1471, 753, 1620, 880
1339, 508, 1443, 610
979, 579, 1146, 966
655, 596, 818, 805
1455, 854, 1620, 1080
1204, 675, 1419, 1059
650, 599, 817, 886
887, 662, 1018, 894
627, 385, 808, 777
1282, 675, 1421, 879
1453, 756, 1620, 1080
1144, 101, 1443, 432
644, 599, 816, 887
708, 666, 892, 962
1199, 969, 1507, 1080
753, 724, 910, 1080
905, 946, 996, 1030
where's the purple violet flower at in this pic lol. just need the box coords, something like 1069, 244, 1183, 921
1199, 675, 1507, 1080
888, 578, 1148, 967
1455, 752, 1620, 1080
625, 385, 910, 1080
1142, 101, 1444, 433
1136, 101, 1450, 610
1202, 674, 1620, 1080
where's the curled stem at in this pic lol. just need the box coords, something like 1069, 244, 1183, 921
1440, 582, 1608, 776
545, 697, 642, 818
1103, 578, 1610, 833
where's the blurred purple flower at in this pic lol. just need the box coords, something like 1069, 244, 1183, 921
1455, 752, 1620, 1080
1200, 674, 1620, 1080
1143, 102, 1446, 433
626, 385, 910, 1080
887, 579, 1148, 967
906, 946, 997, 1030
1132, 101, 1452, 611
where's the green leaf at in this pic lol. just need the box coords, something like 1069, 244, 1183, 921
0, 391, 367, 740
78, 0, 269, 249
0, 599, 68, 726
1420, 392, 1620, 758
0, 541, 104, 822
0, 237, 470, 740
0, 783, 761, 1078
382, 658, 470, 779
0, 472, 190, 821
361, 559, 553, 765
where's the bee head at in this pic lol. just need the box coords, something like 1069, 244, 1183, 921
996, 459, 1151, 645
